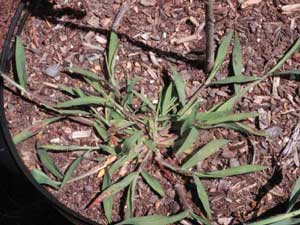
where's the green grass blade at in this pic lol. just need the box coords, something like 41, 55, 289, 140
182, 139, 228, 170
204, 112, 258, 125
94, 123, 109, 141
55, 96, 106, 108
193, 175, 212, 218
287, 176, 300, 212
161, 83, 175, 116
67, 67, 104, 81
124, 77, 141, 106
56, 109, 90, 116
61, 152, 85, 187
102, 170, 113, 223
97, 172, 138, 203
268, 38, 300, 75
40, 144, 99, 151
213, 122, 266, 136
190, 212, 212, 225
196, 165, 266, 178
108, 31, 118, 85
31, 169, 61, 189
247, 209, 300, 225
122, 131, 143, 153
37, 149, 63, 180
13, 116, 63, 144
271, 70, 300, 76
270, 218, 300, 225
170, 64, 186, 106
15, 36, 27, 88
205, 31, 233, 84
232, 33, 243, 93
116, 210, 191, 225
209, 75, 260, 85
125, 175, 138, 219
133, 90, 155, 111
141, 170, 165, 197
174, 127, 199, 156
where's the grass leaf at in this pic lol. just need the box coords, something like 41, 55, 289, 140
37, 149, 63, 180
61, 152, 85, 187
31, 169, 60, 189
205, 31, 233, 84
124, 77, 141, 107
170, 64, 186, 106
232, 33, 243, 93
174, 127, 199, 156
141, 170, 165, 197
133, 90, 155, 111
97, 172, 138, 203
13, 117, 63, 144
55, 96, 106, 108
247, 209, 300, 225
213, 122, 266, 136
125, 175, 138, 219
193, 175, 212, 218
268, 38, 300, 75
108, 31, 118, 85
67, 67, 104, 81
196, 165, 266, 178
94, 122, 109, 141
102, 170, 113, 223
116, 210, 191, 225
182, 139, 228, 170
15, 36, 27, 88
209, 75, 260, 85
287, 176, 300, 212
203, 112, 258, 125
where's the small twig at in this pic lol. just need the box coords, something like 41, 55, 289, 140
205, 0, 215, 73
112, 1, 130, 31
175, 184, 191, 210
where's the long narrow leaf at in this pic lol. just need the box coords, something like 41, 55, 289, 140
205, 31, 233, 84
67, 67, 104, 81
116, 210, 191, 225
37, 149, 63, 180
287, 176, 300, 212
13, 117, 63, 144
182, 139, 228, 170
133, 90, 155, 111
209, 75, 260, 85
31, 169, 60, 189
125, 175, 138, 219
204, 112, 258, 125
213, 122, 266, 136
193, 175, 212, 218
102, 170, 113, 223
174, 127, 199, 156
141, 170, 165, 197
247, 209, 300, 225
15, 36, 27, 88
170, 64, 186, 106
232, 33, 243, 93
196, 165, 266, 178
61, 152, 85, 187
55, 96, 106, 108
268, 38, 300, 75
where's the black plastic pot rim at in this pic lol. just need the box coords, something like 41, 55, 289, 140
0, 1, 100, 225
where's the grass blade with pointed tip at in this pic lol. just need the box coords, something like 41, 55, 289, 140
247, 209, 300, 225
205, 31, 233, 84
196, 165, 266, 178
55, 96, 106, 108
232, 33, 243, 93
268, 38, 300, 75
124, 77, 141, 107
61, 152, 86, 187
102, 170, 113, 223
204, 112, 258, 125
107, 31, 118, 85
271, 70, 300, 76
170, 64, 186, 106
15, 36, 27, 88
96, 172, 138, 203
270, 218, 300, 225
133, 90, 155, 111
193, 175, 211, 219
57, 109, 90, 116
141, 170, 165, 197
182, 139, 228, 170
31, 169, 60, 189
213, 122, 266, 136
125, 175, 138, 219
37, 149, 63, 180
116, 210, 191, 225
13, 116, 63, 144
94, 123, 109, 141
209, 75, 260, 85
67, 67, 104, 81
174, 127, 199, 156
287, 176, 300, 212
40, 144, 99, 151
190, 211, 212, 225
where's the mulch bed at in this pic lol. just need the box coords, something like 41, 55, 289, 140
3, 0, 300, 224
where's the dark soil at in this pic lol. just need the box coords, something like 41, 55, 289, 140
3, 0, 300, 225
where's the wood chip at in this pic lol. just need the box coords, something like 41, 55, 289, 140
241, 0, 263, 9
281, 4, 300, 14
282, 121, 300, 156
71, 130, 92, 139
